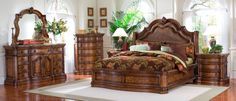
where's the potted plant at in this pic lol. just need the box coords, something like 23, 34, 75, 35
109, 9, 147, 50
209, 44, 223, 53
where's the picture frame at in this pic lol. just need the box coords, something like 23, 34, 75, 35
100, 8, 107, 17
87, 7, 94, 16
88, 19, 94, 28
100, 19, 107, 28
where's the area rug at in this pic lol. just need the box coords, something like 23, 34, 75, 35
26, 78, 228, 101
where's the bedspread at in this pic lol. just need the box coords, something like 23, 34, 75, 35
95, 51, 187, 72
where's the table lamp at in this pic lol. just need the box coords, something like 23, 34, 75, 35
112, 28, 128, 50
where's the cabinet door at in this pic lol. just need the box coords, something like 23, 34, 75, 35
17, 56, 30, 81
31, 55, 52, 79
52, 53, 64, 76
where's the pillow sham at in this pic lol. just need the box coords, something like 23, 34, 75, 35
129, 44, 150, 51
135, 40, 161, 50
160, 46, 173, 53
169, 43, 195, 62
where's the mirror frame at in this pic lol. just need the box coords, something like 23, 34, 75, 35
13, 7, 49, 45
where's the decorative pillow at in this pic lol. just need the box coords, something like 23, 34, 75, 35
160, 46, 173, 53
136, 40, 161, 50
168, 43, 195, 62
186, 44, 195, 59
129, 44, 150, 51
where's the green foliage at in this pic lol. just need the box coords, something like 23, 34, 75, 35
210, 44, 223, 53
34, 21, 43, 33
34, 18, 68, 36
109, 10, 147, 35
47, 19, 68, 35
109, 10, 147, 48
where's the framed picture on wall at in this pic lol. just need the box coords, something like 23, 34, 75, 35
100, 19, 107, 28
87, 7, 94, 16
88, 19, 94, 28
100, 8, 107, 17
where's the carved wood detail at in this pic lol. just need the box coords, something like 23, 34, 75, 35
13, 7, 49, 45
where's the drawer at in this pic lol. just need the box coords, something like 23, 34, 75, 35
17, 49, 29, 55
31, 49, 50, 54
200, 65, 219, 72
198, 58, 221, 64
52, 47, 63, 53
200, 72, 219, 78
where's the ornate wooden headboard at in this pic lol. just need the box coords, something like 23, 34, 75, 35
134, 17, 199, 56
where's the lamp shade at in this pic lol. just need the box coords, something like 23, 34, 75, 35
112, 28, 128, 37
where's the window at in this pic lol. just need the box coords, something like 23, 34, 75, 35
122, 0, 155, 23
183, 0, 229, 53
47, 0, 76, 73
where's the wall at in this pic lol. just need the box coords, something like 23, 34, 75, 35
229, 0, 236, 78
97, 0, 116, 57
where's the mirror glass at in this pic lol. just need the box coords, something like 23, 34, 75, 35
18, 14, 38, 40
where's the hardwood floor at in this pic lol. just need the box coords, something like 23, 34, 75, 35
0, 74, 235, 101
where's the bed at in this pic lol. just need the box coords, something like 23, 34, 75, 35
91, 18, 199, 94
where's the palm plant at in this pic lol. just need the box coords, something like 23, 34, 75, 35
109, 9, 147, 48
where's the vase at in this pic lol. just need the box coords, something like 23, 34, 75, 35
54, 34, 62, 43
209, 36, 216, 47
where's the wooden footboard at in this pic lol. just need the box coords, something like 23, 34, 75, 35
91, 65, 195, 94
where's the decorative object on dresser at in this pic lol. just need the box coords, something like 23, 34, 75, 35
4, 7, 66, 86
91, 18, 199, 94
74, 32, 104, 75
196, 54, 229, 86
47, 18, 68, 43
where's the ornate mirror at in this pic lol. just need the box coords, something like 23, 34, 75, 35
13, 7, 49, 45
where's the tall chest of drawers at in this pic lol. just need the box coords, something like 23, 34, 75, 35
74, 33, 104, 75
196, 54, 229, 86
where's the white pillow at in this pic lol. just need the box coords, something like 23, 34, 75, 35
161, 46, 172, 52
130, 44, 150, 51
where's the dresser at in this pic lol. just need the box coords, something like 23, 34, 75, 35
196, 54, 229, 86
74, 33, 104, 75
4, 44, 66, 86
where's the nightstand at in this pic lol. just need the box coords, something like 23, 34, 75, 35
196, 53, 229, 86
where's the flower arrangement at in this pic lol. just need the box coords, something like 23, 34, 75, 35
47, 18, 68, 35
34, 18, 68, 35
